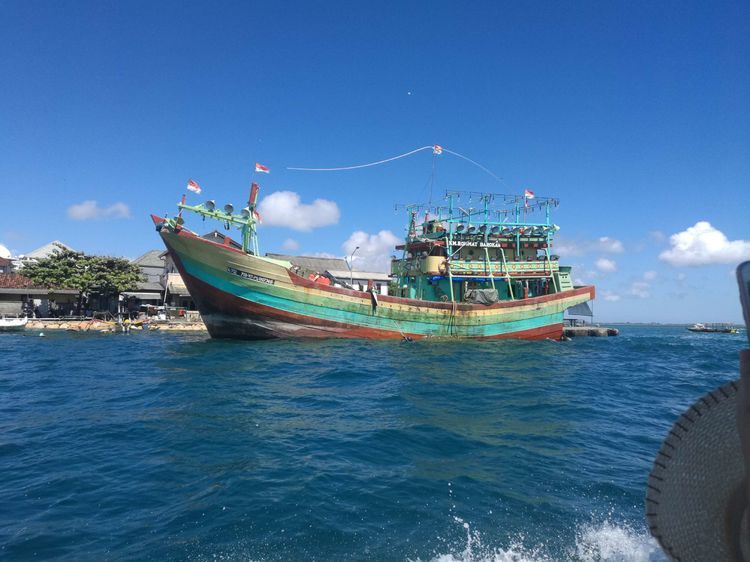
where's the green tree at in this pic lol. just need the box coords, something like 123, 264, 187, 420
22, 245, 143, 315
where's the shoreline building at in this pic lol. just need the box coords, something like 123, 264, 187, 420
0, 241, 79, 316
121, 250, 172, 314
0, 257, 12, 275
0, 273, 79, 317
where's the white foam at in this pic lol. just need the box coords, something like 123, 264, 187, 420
424, 517, 663, 562
573, 521, 658, 561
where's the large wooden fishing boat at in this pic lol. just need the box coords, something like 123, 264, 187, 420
153, 187, 594, 340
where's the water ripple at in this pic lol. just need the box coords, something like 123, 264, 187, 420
0, 327, 744, 560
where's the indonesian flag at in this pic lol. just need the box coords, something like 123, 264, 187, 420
524, 189, 535, 199
433, 145, 443, 155
253, 210, 262, 223
187, 179, 201, 194
255, 162, 270, 174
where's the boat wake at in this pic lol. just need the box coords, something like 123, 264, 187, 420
423, 516, 662, 562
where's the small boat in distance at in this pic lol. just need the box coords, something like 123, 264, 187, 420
0, 316, 28, 332
687, 322, 739, 334
153, 186, 595, 341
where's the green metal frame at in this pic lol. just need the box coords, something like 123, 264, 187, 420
176, 201, 260, 255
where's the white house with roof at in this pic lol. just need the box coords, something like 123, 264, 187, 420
15, 241, 75, 269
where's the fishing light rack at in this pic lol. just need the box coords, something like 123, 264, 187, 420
395, 190, 561, 234
176, 199, 260, 255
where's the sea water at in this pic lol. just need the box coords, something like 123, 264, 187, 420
0, 326, 745, 561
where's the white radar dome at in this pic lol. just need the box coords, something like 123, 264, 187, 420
0, 244, 11, 260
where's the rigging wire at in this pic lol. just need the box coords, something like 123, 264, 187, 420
287, 145, 434, 171
287, 144, 509, 190
440, 148, 505, 186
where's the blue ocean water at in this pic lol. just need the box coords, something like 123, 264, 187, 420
0, 326, 746, 561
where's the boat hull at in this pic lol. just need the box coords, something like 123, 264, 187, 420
158, 226, 595, 341
0, 318, 28, 331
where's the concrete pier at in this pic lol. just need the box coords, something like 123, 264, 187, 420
27, 319, 116, 332
564, 326, 619, 337
25, 319, 207, 333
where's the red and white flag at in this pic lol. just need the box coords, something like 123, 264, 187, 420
255, 162, 270, 174
524, 189, 535, 199
433, 145, 443, 155
253, 210, 262, 223
187, 179, 202, 194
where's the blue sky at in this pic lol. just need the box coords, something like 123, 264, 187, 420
1, 1, 748, 323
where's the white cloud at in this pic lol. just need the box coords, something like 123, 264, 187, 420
650, 230, 666, 243
67, 200, 131, 220
596, 258, 617, 273
659, 221, 750, 266
553, 238, 584, 257
554, 236, 624, 257
282, 238, 299, 251
621, 271, 658, 299
0, 244, 11, 259
597, 237, 624, 253
343, 230, 400, 273
628, 281, 650, 299
257, 191, 340, 231
603, 293, 621, 302
572, 264, 600, 286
